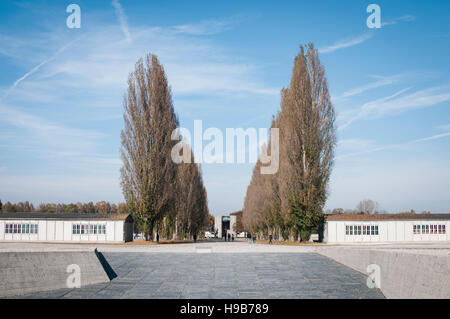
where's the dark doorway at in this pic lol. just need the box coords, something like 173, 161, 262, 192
222, 216, 230, 237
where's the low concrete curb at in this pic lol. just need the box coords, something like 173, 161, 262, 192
0, 250, 110, 298
317, 247, 450, 298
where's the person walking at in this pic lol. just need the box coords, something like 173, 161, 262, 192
269, 234, 273, 245
252, 234, 256, 244
193, 233, 197, 243
227, 233, 231, 242
273, 233, 277, 244
247, 232, 251, 244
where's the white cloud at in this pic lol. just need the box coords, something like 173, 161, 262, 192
413, 131, 450, 143
0, 104, 104, 153
437, 124, 450, 131
337, 138, 376, 151
336, 131, 450, 160
0, 33, 57, 61
319, 33, 373, 54
336, 146, 387, 160
172, 15, 242, 36
2, 24, 278, 104
382, 15, 415, 27
339, 86, 450, 130
2, 38, 78, 99
0, 17, 279, 211
111, 0, 132, 43
166, 63, 278, 96
332, 74, 403, 102
0, 34, 30, 59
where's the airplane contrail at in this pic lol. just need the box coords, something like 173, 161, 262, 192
3, 38, 78, 99
112, 0, 132, 43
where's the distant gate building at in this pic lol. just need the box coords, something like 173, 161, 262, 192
214, 215, 237, 238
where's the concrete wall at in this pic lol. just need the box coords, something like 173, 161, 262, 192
0, 219, 127, 243
318, 247, 450, 299
0, 250, 110, 298
325, 220, 450, 243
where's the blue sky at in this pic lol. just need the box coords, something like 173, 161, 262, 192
0, 0, 449, 214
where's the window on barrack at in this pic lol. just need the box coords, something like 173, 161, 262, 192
4, 223, 38, 234
72, 223, 106, 235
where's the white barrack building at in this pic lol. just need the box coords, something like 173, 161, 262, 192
0, 213, 134, 243
324, 213, 450, 244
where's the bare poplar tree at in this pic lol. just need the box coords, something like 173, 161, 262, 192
356, 199, 380, 214
174, 144, 209, 239
242, 116, 285, 239
262, 117, 283, 237
242, 159, 266, 233
120, 54, 179, 240
243, 44, 336, 241
278, 44, 336, 240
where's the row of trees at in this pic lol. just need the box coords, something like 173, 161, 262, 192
120, 54, 210, 241
242, 44, 336, 242
326, 199, 385, 215
0, 55, 210, 241
0, 200, 35, 213
328, 200, 432, 215
0, 199, 129, 215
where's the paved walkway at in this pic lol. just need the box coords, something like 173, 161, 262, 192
2, 240, 448, 254
19, 252, 384, 299
0, 240, 317, 253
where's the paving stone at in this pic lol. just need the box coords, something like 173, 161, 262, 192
19, 252, 384, 299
